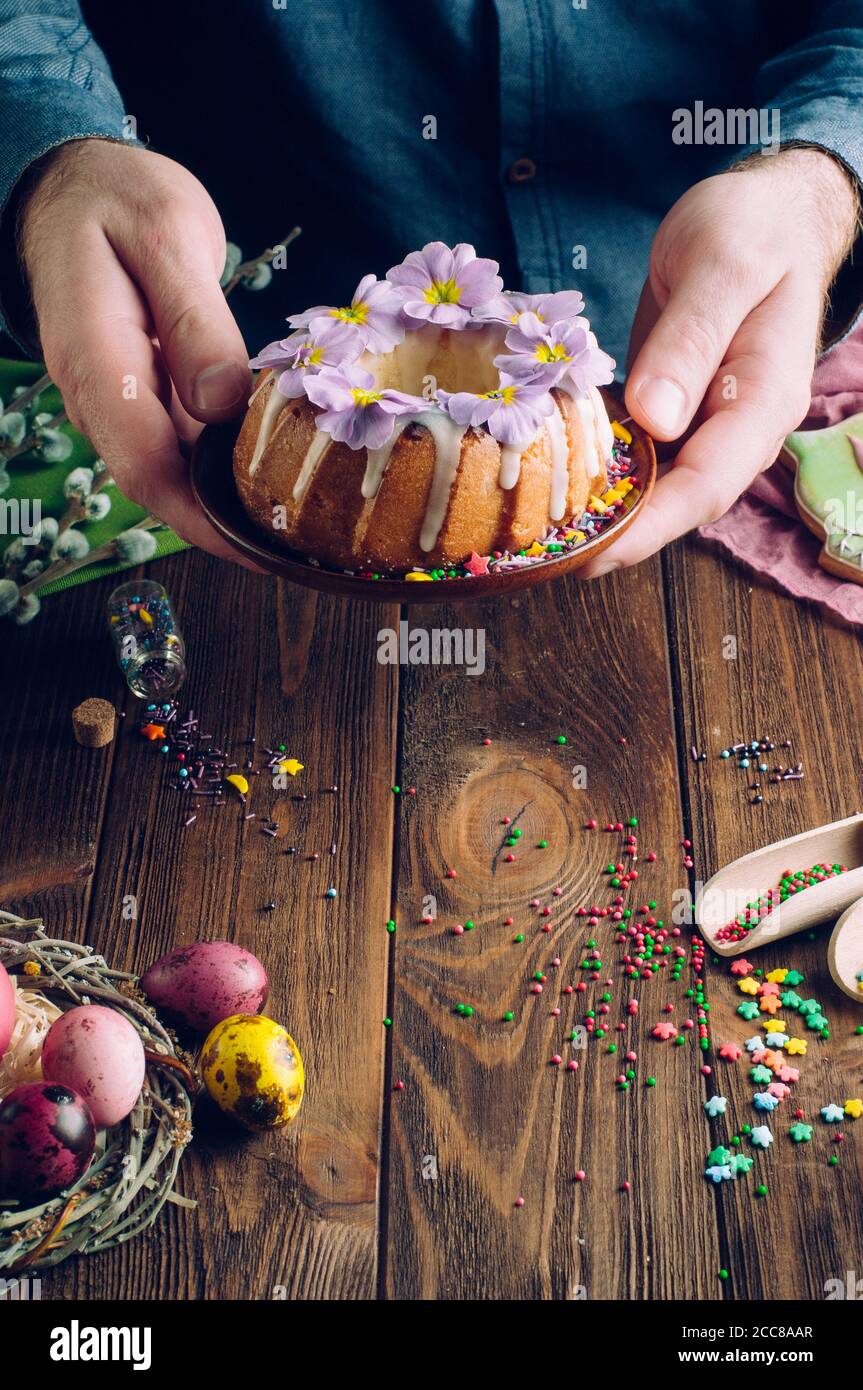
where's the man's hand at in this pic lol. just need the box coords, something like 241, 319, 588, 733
18, 139, 253, 559
582, 148, 860, 577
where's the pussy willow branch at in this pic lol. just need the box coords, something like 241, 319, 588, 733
222, 227, 301, 296
19, 517, 163, 598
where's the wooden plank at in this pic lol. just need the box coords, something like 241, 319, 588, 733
384, 562, 724, 1299
665, 537, 863, 1300
2, 550, 398, 1300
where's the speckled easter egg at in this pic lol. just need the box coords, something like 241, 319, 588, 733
140, 940, 269, 1035
201, 1014, 304, 1130
41, 1005, 145, 1127
0, 962, 14, 1060
0, 1082, 96, 1202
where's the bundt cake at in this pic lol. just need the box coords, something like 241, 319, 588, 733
234, 242, 620, 575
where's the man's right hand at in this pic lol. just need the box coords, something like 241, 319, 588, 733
18, 138, 254, 559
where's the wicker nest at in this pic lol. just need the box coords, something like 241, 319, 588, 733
0, 911, 196, 1272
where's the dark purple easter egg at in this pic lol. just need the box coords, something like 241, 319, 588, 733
0, 1082, 96, 1203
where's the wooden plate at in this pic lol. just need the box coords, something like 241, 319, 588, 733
190, 388, 656, 603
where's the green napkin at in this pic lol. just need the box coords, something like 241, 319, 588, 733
0, 358, 188, 596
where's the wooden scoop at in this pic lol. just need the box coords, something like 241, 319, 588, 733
828, 898, 863, 1003
694, 813, 863, 957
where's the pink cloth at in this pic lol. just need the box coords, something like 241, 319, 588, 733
699, 324, 863, 626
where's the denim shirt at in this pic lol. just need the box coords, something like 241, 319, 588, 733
1, 0, 862, 370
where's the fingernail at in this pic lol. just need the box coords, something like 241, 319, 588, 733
635, 376, 687, 436
192, 361, 248, 413
585, 560, 620, 580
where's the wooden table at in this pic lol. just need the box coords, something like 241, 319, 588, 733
2, 536, 862, 1301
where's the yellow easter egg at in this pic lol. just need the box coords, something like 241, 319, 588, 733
405, 571, 433, 582
201, 1014, 304, 1130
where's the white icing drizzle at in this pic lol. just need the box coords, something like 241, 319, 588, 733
574, 396, 601, 478
362, 417, 412, 499
292, 428, 332, 502
417, 411, 467, 553
590, 385, 615, 461
546, 402, 569, 520
499, 445, 523, 490
249, 385, 291, 477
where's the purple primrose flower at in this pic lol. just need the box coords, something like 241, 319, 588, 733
287, 274, 405, 354
303, 365, 426, 450
386, 242, 503, 328
471, 289, 585, 328
249, 319, 363, 398
437, 375, 554, 447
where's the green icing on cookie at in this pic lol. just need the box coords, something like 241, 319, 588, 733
785, 414, 863, 568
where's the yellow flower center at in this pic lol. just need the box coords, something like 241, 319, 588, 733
304, 345, 324, 366
481, 385, 518, 405
351, 388, 383, 408
424, 278, 463, 305
333, 302, 370, 325
535, 342, 570, 363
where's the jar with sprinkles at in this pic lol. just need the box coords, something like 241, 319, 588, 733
107, 580, 187, 699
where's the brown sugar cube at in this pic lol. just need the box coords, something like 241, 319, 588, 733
72, 697, 116, 748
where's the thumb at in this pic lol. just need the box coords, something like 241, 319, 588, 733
134, 236, 251, 423
624, 268, 759, 441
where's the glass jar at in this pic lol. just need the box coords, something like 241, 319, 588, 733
107, 580, 187, 699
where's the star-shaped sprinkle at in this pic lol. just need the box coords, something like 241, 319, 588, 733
704, 1095, 728, 1118
731, 1154, 754, 1175
652, 1021, 678, 1040
744, 1036, 764, 1054
805, 1013, 828, 1031
750, 1125, 773, 1148
784, 970, 805, 986
785, 1038, 808, 1056
762, 1049, 784, 1071
789, 1122, 813, 1143
464, 551, 490, 576
754, 1091, 780, 1112
763, 1017, 788, 1032
759, 993, 782, 1015
821, 1104, 845, 1123
765, 968, 788, 984
758, 981, 781, 998
774, 1065, 799, 1084
763, 1032, 789, 1048
707, 1146, 733, 1167
279, 759, 305, 776
140, 723, 166, 741
730, 959, 755, 977
719, 1043, 743, 1061
781, 990, 803, 1009
738, 977, 760, 996
798, 998, 821, 1016
737, 1001, 761, 1021
844, 1098, 863, 1119
705, 1164, 734, 1184
749, 1048, 768, 1065
523, 540, 547, 558
767, 1082, 791, 1100
750, 1065, 773, 1084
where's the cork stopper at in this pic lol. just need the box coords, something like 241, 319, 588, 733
72, 697, 116, 748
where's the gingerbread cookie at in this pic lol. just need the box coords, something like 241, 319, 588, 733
782, 413, 863, 585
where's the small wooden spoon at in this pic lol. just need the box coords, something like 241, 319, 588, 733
695, 813, 863, 958
828, 898, 863, 1003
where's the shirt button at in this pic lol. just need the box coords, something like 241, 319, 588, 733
507, 156, 537, 184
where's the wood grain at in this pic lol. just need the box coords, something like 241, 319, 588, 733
665, 537, 863, 1301
1, 550, 399, 1301
383, 563, 725, 1299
